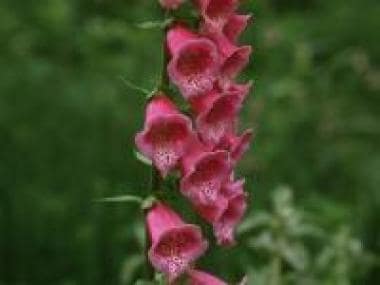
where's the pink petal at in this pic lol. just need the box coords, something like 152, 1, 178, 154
135, 96, 193, 177
195, 0, 238, 30
201, 24, 252, 79
147, 202, 185, 243
214, 190, 248, 246
196, 93, 242, 146
167, 25, 220, 99
188, 269, 228, 285
218, 129, 254, 164
167, 25, 199, 55
194, 194, 229, 223
147, 203, 208, 282
223, 14, 252, 43
180, 150, 231, 206
159, 0, 185, 10
189, 87, 222, 115
221, 45, 252, 79
145, 94, 180, 123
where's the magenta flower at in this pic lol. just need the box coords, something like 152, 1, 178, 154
167, 25, 220, 99
194, 0, 238, 30
181, 148, 231, 206
159, 0, 184, 10
187, 269, 228, 285
147, 202, 208, 282
195, 82, 251, 146
217, 129, 254, 164
135, 94, 193, 177
223, 14, 252, 43
213, 179, 247, 246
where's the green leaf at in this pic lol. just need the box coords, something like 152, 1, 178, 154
136, 18, 173, 30
95, 195, 143, 204
141, 196, 156, 211
119, 76, 151, 96
134, 150, 152, 166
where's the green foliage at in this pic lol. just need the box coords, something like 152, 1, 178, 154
0, 0, 379, 284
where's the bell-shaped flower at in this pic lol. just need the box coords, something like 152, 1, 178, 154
135, 94, 193, 177
147, 202, 208, 282
167, 25, 220, 99
195, 82, 251, 146
202, 24, 252, 79
213, 179, 247, 246
180, 145, 232, 206
217, 129, 253, 164
194, 0, 238, 30
223, 14, 252, 43
159, 0, 184, 10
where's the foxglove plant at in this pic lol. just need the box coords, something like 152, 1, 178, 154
119, 0, 254, 283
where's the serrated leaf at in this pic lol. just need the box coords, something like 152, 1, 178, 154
135, 151, 152, 166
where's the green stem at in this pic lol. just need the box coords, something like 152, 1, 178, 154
144, 9, 171, 281
270, 253, 282, 285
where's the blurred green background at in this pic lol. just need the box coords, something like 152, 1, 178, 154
0, 0, 379, 284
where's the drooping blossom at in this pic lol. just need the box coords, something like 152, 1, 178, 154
135, 94, 193, 177
180, 136, 231, 209
194, 82, 251, 146
223, 14, 252, 43
217, 129, 254, 164
201, 23, 252, 79
167, 25, 220, 99
194, 0, 238, 30
213, 178, 247, 246
159, 0, 185, 10
147, 202, 208, 282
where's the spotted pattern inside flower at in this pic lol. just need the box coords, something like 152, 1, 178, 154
154, 230, 202, 277
204, 120, 230, 145
154, 144, 180, 174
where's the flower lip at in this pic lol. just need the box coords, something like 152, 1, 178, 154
214, 191, 248, 246
223, 14, 252, 43
149, 224, 208, 282
196, 93, 242, 146
168, 38, 219, 99
221, 45, 252, 79
180, 150, 231, 206
135, 113, 193, 177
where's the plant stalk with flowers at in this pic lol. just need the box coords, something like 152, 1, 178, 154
107, 1, 254, 284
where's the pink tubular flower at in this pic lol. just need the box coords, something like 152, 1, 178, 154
200, 20, 252, 79
217, 129, 254, 164
167, 25, 220, 99
180, 146, 231, 206
147, 202, 208, 282
223, 14, 252, 43
194, 0, 238, 30
214, 179, 247, 246
187, 269, 228, 285
195, 82, 251, 146
159, 0, 184, 10
135, 94, 193, 177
